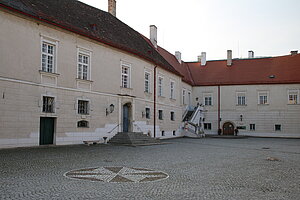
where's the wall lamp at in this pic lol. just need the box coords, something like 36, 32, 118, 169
106, 104, 115, 116
240, 114, 243, 121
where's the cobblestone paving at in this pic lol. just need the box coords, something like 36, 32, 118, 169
0, 138, 299, 200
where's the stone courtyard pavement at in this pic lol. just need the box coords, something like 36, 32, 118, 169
0, 138, 299, 200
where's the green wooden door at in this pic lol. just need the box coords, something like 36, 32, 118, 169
40, 117, 55, 145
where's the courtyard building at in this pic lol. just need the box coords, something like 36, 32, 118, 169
0, 0, 299, 148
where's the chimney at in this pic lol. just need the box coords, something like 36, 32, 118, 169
248, 50, 254, 58
201, 52, 206, 66
227, 50, 232, 66
175, 51, 182, 64
108, 0, 116, 17
291, 50, 298, 56
150, 25, 157, 49
197, 55, 202, 62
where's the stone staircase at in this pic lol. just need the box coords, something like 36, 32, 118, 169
108, 132, 162, 146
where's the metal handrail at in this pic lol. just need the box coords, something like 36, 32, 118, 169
108, 123, 121, 133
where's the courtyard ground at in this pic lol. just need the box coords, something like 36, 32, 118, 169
0, 137, 299, 200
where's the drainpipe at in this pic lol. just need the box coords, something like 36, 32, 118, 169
153, 65, 157, 138
218, 85, 221, 134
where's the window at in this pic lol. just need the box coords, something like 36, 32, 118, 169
161, 130, 165, 136
158, 110, 163, 120
78, 53, 90, 80
173, 130, 176, 136
144, 72, 150, 93
288, 90, 298, 104
78, 100, 89, 115
121, 63, 130, 88
237, 92, 246, 105
258, 92, 268, 105
182, 89, 186, 105
275, 124, 281, 131
250, 124, 255, 131
42, 96, 55, 113
41, 42, 55, 73
170, 81, 175, 99
158, 77, 163, 96
188, 91, 191, 105
204, 94, 212, 106
204, 123, 211, 130
77, 120, 89, 128
145, 107, 150, 119
170, 111, 175, 121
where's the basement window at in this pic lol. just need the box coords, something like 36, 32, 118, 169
204, 123, 211, 130
275, 124, 281, 131
77, 120, 89, 128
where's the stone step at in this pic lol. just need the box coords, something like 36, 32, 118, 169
108, 132, 161, 146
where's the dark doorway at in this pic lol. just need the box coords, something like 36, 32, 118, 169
40, 117, 55, 145
122, 103, 131, 132
223, 122, 234, 135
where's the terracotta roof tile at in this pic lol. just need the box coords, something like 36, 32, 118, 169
186, 54, 300, 86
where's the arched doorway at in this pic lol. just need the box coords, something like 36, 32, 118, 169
223, 122, 234, 135
122, 103, 132, 132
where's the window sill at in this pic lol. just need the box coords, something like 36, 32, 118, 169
76, 78, 93, 83
158, 95, 165, 99
120, 86, 133, 90
144, 92, 152, 96
287, 103, 299, 105
236, 104, 247, 106
258, 104, 269, 106
170, 98, 176, 101
39, 70, 60, 76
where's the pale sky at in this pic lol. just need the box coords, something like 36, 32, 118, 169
79, 0, 300, 61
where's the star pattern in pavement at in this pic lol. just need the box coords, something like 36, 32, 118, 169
65, 166, 169, 183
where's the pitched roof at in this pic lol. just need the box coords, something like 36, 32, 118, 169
157, 46, 194, 85
0, 0, 181, 76
186, 54, 300, 86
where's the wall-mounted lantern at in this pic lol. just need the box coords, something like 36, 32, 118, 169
106, 104, 115, 116
240, 114, 243, 121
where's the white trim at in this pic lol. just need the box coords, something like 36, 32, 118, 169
144, 70, 151, 93
120, 61, 132, 88
203, 93, 213, 106
170, 79, 175, 100
40, 93, 57, 114
158, 75, 164, 97
77, 47, 92, 81
257, 91, 269, 105
236, 91, 246, 106
40, 36, 59, 74
76, 97, 91, 116
287, 89, 299, 104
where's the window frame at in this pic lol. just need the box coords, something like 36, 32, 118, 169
236, 92, 246, 106
288, 90, 299, 104
258, 91, 269, 105
77, 99, 90, 115
170, 111, 175, 121
41, 37, 58, 73
42, 95, 55, 113
250, 124, 256, 131
182, 89, 186, 105
170, 80, 175, 99
144, 71, 151, 93
158, 76, 164, 97
77, 48, 92, 81
158, 109, 163, 120
275, 124, 281, 131
203, 93, 213, 106
204, 123, 212, 130
145, 107, 151, 119
121, 62, 131, 88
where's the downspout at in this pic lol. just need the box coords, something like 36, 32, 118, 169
218, 85, 221, 134
153, 65, 157, 138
